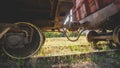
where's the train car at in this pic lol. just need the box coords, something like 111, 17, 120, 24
0, 0, 119, 59
63, 0, 120, 46
0, 0, 73, 59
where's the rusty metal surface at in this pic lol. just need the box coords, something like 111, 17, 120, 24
78, 3, 120, 30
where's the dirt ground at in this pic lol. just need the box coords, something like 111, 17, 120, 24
0, 51, 120, 68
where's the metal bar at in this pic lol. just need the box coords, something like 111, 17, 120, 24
93, 35, 113, 41
0, 27, 10, 39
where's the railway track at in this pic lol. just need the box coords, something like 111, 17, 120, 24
0, 49, 120, 68
32, 49, 120, 58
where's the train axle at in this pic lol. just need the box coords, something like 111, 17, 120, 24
86, 31, 113, 42
86, 25, 120, 46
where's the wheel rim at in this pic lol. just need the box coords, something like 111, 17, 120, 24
86, 30, 97, 42
113, 25, 120, 45
3, 22, 45, 59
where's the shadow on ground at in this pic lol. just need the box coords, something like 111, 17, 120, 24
0, 50, 120, 68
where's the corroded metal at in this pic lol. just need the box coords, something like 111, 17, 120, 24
113, 25, 120, 45
0, 27, 10, 39
3, 22, 45, 59
86, 30, 113, 42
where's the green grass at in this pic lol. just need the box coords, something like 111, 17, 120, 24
34, 36, 110, 57
3, 36, 119, 68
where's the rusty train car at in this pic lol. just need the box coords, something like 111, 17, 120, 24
0, 0, 119, 59
63, 0, 120, 44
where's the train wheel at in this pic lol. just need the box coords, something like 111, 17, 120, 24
113, 25, 120, 48
86, 31, 99, 49
3, 22, 45, 59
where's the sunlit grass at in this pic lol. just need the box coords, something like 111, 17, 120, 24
34, 36, 110, 57
44, 36, 88, 47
